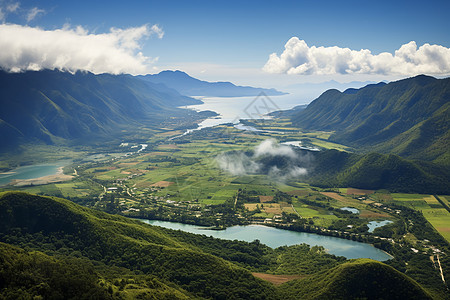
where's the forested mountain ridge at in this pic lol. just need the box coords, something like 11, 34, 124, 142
0, 191, 434, 299
308, 149, 450, 194
291, 75, 450, 164
0, 70, 202, 150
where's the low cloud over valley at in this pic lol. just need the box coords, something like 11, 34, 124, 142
216, 139, 311, 181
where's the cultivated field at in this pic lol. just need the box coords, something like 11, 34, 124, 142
5, 120, 448, 245
391, 194, 450, 242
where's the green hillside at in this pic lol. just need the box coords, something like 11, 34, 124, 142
0, 191, 437, 299
279, 259, 432, 299
0, 70, 202, 150
219, 146, 450, 194
0, 191, 275, 299
308, 150, 450, 194
291, 75, 450, 163
0, 242, 191, 299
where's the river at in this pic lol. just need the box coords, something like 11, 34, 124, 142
139, 220, 393, 261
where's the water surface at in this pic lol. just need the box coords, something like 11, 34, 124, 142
281, 141, 321, 151
0, 161, 69, 187
368, 220, 393, 232
140, 219, 392, 261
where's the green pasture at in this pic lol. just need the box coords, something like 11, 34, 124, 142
13, 179, 102, 198
438, 195, 450, 207
391, 193, 450, 242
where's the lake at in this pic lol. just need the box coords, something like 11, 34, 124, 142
0, 162, 69, 187
139, 220, 392, 261
368, 220, 393, 232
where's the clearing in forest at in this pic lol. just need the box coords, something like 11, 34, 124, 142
252, 273, 304, 285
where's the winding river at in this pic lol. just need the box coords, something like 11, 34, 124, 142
140, 220, 393, 261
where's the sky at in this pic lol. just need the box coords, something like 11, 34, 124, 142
0, 0, 449, 88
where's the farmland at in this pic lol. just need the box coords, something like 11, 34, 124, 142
0, 119, 447, 253
387, 194, 450, 243
1, 117, 449, 299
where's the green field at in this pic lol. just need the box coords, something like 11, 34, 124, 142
10, 179, 103, 199
391, 193, 450, 242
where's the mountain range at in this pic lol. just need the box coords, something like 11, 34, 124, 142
0, 69, 288, 151
0, 70, 204, 150
140, 70, 287, 97
308, 149, 450, 194
290, 75, 450, 164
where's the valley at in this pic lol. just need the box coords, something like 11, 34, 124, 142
1, 114, 449, 298
0, 71, 449, 299
0, 1, 449, 298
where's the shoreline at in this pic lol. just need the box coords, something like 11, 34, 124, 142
6, 167, 73, 187
135, 217, 393, 261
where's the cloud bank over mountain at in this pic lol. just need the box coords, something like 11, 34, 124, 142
263, 37, 450, 76
0, 23, 163, 74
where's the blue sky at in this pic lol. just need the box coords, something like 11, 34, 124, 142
1, 0, 450, 87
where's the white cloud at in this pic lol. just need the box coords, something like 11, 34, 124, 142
0, 23, 164, 74
7, 2, 19, 12
263, 37, 450, 76
0, 2, 20, 22
216, 139, 310, 181
216, 152, 261, 176
150, 24, 164, 39
254, 139, 297, 159
26, 7, 45, 22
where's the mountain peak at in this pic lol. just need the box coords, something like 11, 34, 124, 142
159, 70, 190, 76
393, 74, 437, 86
